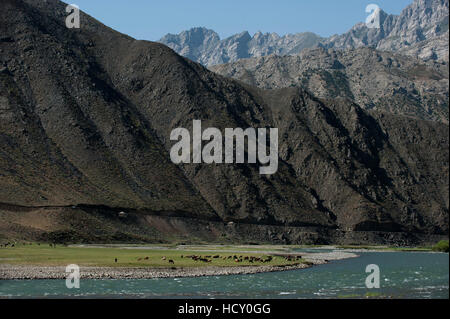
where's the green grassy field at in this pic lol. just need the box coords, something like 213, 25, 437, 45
0, 244, 304, 268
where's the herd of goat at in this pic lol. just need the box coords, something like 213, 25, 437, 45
135, 254, 303, 265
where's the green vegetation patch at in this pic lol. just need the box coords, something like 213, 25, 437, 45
432, 240, 449, 253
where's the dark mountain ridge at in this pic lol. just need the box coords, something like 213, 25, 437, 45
0, 0, 448, 245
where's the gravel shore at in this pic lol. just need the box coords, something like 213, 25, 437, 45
0, 251, 358, 280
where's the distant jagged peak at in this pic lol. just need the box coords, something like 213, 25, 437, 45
159, 0, 449, 65
172, 27, 218, 38
159, 28, 323, 66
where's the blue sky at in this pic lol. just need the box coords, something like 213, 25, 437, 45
70, 0, 413, 40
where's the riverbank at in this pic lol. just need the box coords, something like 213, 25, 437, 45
0, 263, 312, 280
0, 249, 358, 280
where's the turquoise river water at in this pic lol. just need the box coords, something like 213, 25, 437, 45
0, 251, 448, 298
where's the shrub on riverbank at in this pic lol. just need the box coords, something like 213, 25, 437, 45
432, 240, 449, 252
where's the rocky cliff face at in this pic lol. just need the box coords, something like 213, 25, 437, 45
210, 47, 449, 123
0, 0, 448, 245
160, 0, 449, 65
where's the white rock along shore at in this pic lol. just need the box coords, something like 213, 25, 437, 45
0, 251, 358, 280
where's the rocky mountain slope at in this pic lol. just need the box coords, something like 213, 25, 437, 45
210, 47, 449, 123
160, 0, 449, 66
0, 0, 448, 245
